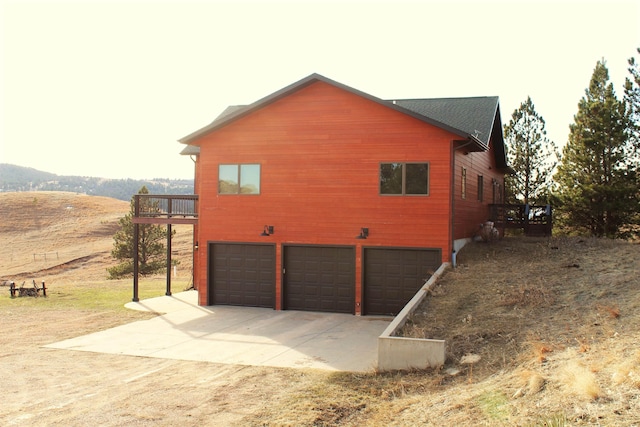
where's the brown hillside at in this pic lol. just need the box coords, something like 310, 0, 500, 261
0, 192, 193, 283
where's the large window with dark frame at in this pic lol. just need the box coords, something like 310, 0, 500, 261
380, 162, 429, 195
218, 164, 261, 194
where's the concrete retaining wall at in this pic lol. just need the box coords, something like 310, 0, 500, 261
377, 262, 449, 371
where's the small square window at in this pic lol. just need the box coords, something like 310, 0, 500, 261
380, 163, 429, 196
219, 164, 260, 195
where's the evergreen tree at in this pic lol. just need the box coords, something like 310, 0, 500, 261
623, 47, 640, 234
624, 47, 640, 166
555, 60, 636, 237
107, 186, 172, 279
504, 96, 559, 204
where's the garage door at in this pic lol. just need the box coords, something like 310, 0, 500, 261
283, 246, 355, 314
208, 243, 275, 308
364, 247, 441, 315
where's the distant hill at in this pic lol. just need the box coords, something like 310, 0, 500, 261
0, 164, 194, 201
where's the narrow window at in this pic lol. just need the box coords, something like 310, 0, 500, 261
240, 164, 260, 194
492, 178, 497, 203
477, 175, 484, 202
405, 163, 429, 195
219, 164, 239, 194
380, 163, 403, 194
219, 164, 261, 195
380, 163, 429, 196
461, 167, 467, 199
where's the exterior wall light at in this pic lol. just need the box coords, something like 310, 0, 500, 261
356, 227, 369, 239
260, 225, 275, 236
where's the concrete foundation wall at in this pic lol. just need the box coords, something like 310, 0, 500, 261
377, 262, 450, 371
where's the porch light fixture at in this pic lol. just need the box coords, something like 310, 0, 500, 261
260, 225, 274, 236
356, 227, 369, 239
194, 241, 199, 250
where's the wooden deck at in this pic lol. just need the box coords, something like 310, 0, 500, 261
489, 204, 552, 237
131, 194, 198, 302
132, 194, 198, 225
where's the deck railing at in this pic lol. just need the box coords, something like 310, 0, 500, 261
489, 204, 552, 236
132, 194, 198, 224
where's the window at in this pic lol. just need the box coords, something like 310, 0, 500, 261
492, 178, 502, 204
461, 167, 467, 199
477, 175, 484, 202
218, 164, 260, 194
380, 163, 429, 195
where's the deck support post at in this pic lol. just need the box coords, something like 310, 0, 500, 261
133, 221, 140, 302
166, 223, 172, 296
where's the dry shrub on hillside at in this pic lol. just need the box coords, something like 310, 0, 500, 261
560, 359, 602, 400
512, 369, 546, 397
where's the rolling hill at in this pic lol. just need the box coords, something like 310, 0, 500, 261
0, 191, 193, 284
0, 163, 194, 201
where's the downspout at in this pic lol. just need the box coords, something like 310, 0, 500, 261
190, 154, 198, 291
451, 138, 477, 267
450, 141, 456, 267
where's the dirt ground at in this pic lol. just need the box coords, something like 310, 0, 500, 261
2, 192, 640, 426
0, 306, 331, 426
0, 192, 316, 426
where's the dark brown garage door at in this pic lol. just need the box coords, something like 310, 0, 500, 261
208, 243, 275, 308
283, 246, 355, 314
364, 247, 441, 315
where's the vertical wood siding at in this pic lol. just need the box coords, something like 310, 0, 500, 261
189, 81, 502, 311
452, 140, 505, 240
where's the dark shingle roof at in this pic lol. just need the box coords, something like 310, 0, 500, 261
393, 97, 499, 148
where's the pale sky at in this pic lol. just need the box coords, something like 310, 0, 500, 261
1, 0, 639, 179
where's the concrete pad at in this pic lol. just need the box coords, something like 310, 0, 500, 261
45, 290, 391, 372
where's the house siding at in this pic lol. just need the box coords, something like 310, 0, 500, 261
191, 81, 459, 312
452, 138, 505, 240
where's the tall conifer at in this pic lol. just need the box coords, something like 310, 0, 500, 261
504, 97, 558, 204
555, 60, 635, 237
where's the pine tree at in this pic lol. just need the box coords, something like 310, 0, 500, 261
504, 96, 559, 204
107, 186, 172, 279
623, 47, 640, 234
624, 47, 640, 166
555, 60, 636, 237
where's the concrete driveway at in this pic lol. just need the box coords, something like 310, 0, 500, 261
45, 290, 391, 372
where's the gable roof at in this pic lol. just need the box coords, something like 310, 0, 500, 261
179, 73, 509, 170
393, 97, 499, 148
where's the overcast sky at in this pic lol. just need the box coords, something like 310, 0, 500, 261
1, 0, 639, 179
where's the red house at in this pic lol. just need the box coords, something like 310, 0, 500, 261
179, 74, 509, 316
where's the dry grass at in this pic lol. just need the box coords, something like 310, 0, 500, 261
2, 192, 639, 426
0, 191, 194, 286
391, 235, 640, 426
